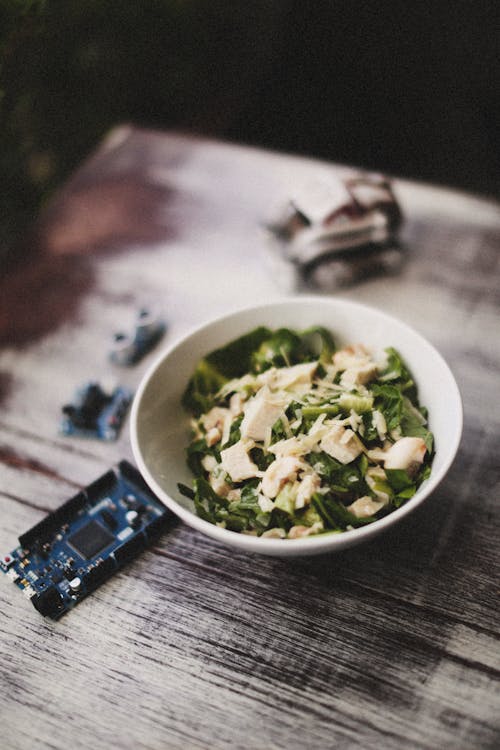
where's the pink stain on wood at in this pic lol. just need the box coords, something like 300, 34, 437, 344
0, 129, 179, 348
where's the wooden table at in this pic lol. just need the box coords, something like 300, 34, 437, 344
1, 127, 499, 750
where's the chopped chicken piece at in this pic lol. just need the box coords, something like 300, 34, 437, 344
201, 406, 230, 432
206, 427, 221, 446
340, 362, 378, 388
348, 410, 364, 432
261, 456, 304, 499
384, 437, 427, 472
240, 386, 290, 441
257, 494, 275, 513
332, 344, 371, 370
288, 521, 324, 539
220, 410, 234, 446
371, 409, 387, 440
366, 444, 390, 462
201, 454, 218, 472
209, 472, 231, 497
218, 373, 258, 399
347, 495, 386, 518
257, 361, 318, 391
227, 488, 241, 502
295, 472, 321, 509
229, 392, 246, 416
261, 528, 286, 539
269, 436, 309, 458
320, 425, 363, 464
309, 412, 327, 433
390, 426, 402, 441
220, 440, 259, 482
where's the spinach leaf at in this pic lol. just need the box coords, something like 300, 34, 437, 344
301, 404, 341, 420
312, 493, 374, 530
183, 325, 335, 415
385, 468, 414, 493
378, 347, 412, 384
377, 347, 419, 401
249, 446, 274, 471
186, 437, 212, 476
400, 400, 434, 452
385, 468, 417, 506
216, 511, 249, 532
294, 504, 324, 528
225, 414, 243, 448
177, 482, 195, 500
372, 383, 403, 430
361, 411, 380, 443
251, 328, 303, 372
207, 326, 272, 378
238, 481, 261, 508
182, 359, 228, 416
269, 507, 294, 532
419, 463, 432, 482
271, 416, 288, 443
300, 326, 336, 364
307, 451, 369, 499
192, 478, 228, 523
182, 327, 271, 415
307, 450, 342, 479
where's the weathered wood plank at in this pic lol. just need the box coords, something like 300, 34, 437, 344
1, 511, 498, 750
0, 423, 114, 497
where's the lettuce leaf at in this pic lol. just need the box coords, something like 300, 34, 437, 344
400, 401, 434, 452
371, 383, 403, 430
312, 493, 375, 529
182, 359, 228, 416
183, 325, 336, 415
307, 451, 369, 499
182, 327, 271, 415
378, 347, 412, 384
300, 326, 336, 364
385, 468, 415, 493
192, 478, 227, 523
251, 328, 303, 372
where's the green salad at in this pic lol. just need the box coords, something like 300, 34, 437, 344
179, 326, 434, 539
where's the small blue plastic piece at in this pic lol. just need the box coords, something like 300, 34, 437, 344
110, 308, 166, 366
60, 382, 132, 441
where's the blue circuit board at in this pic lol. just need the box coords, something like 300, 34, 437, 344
60, 383, 132, 441
110, 308, 166, 366
1, 461, 174, 619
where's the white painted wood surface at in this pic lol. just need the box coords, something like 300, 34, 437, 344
0, 129, 499, 750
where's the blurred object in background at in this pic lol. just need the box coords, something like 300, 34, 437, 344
1, 1, 498, 268
266, 170, 404, 290
268, 171, 402, 263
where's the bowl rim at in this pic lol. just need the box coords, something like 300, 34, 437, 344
130, 295, 463, 554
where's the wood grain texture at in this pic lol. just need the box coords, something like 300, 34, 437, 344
1, 128, 499, 750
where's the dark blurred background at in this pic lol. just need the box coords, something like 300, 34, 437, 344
1, 0, 499, 261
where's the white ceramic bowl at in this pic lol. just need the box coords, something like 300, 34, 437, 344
130, 297, 462, 556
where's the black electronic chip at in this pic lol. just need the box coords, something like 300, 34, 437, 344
67, 520, 115, 559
